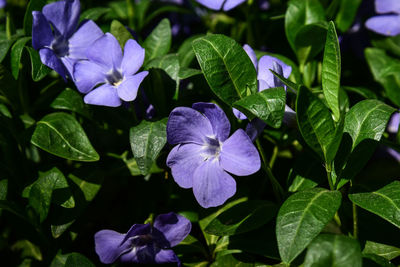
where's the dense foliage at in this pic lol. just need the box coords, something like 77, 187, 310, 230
0, 0, 400, 266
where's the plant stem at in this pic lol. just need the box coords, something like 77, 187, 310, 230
325, 163, 334, 191
269, 145, 278, 169
126, 0, 135, 29
353, 202, 358, 239
256, 138, 284, 202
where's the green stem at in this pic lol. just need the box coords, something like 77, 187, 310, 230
269, 145, 278, 169
256, 139, 284, 202
326, 163, 334, 191
6, 11, 14, 40
126, 0, 135, 29
353, 203, 358, 238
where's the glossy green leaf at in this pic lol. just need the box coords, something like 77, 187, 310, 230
271, 70, 301, 92
129, 118, 167, 175
110, 20, 132, 48
349, 181, 400, 229
10, 37, 31, 79
322, 21, 341, 122
65, 253, 95, 267
294, 23, 327, 65
179, 68, 202, 79
344, 99, 395, 150
205, 201, 277, 236
143, 18, 171, 63
0, 39, 14, 63
147, 53, 180, 82
28, 168, 75, 222
363, 241, 400, 261
276, 188, 342, 263
296, 86, 343, 163
178, 35, 202, 67
192, 34, 258, 105
335, 0, 362, 32
23, 0, 46, 36
80, 7, 110, 21
31, 112, 100, 161
285, 0, 325, 54
304, 234, 362, 267
68, 174, 102, 202
26, 47, 51, 82
233, 87, 286, 128
50, 88, 91, 118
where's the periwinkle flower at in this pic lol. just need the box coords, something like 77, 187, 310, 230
387, 112, 400, 134
95, 212, 191, 265
32, 0, 103, 80
195, 0, 246, 11
166, 102, 261, 208
365, 0, 400, 36
0, 0, 6, 8
73, 33, 148, 107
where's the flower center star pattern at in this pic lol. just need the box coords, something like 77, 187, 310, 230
166, 102, 261, 208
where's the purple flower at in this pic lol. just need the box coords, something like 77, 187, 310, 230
73, 33, 148, 107
195, 0, 246, 11
0, 0, 6, 8
32, 0, 103, 80
95, 212, 191, 265
166, 102, 261, 208
365, 0, 400, 36
387, 112, 400, 134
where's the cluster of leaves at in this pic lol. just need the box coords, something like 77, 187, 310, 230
0, 0, 400, 266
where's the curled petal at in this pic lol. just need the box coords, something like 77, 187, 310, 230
68, 20, 104, 60
39, 48, 67, 79
153, 212, 192, 247
220, 129, 261, 175
388, 112, 400, 134
94, 230, 132, 264
258, 55, 292, 90
365, 15, 400, 36
167, 107, 213, 145
42, 0, 80, 38
32, 11, 53, 50
233, 107, 248, 120
73, 60, 107, 93
155, 249, 180, 265
119, 245, 156, 264
192, 102, 231, 141
192, 160, 236, 208
121, 39, 145, 76
84, 84, 121, 107
223, 0, 246, 11
243, 44, 258, 70
166, 144, 204, 189
86, 33, 123, 69
117, 71, 148, 102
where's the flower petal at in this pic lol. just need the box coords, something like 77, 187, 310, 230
192, 102, 231, 141
220, 129, 261, 175
84, 84, 121, 107
39, 48, 67, 79
73, 60, 107, 93
233, 107, 248, 120
60, 56, 75, 80
283, 105, 297, 127
153, 212, 192, 247
243, 44, 258, 70
42, 0, 80, 38
155, 249, 180, 265
121, 39, 145, 76
196, 0, 224, 10
258, 55, 292, 90
375, 0, 400, 14
388, 112, 400, 134
166, 144, 204, 189
94, 230, 131, 264
32, 11, 53, 50
124, 223, 152, 241
245, 118, 266, 141
167, 107, 213, 145
117, 71, 148, 102
366, 15, 400, 36
119, 245, 156, 264
223, 0, 246, 11
192, 160, 236, 208
86, 33, 123, 69
68, 20, 104, 60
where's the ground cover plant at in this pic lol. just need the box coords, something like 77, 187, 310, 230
1, 0, 400, 266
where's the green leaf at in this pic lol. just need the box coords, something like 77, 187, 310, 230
372, 35, 400, 58
304, 234, 362, 267
363, 254, 396, 267
11, 240, 43, 261
294, 23, 327, 65
50, 88, 91, 118
129, 118, 167, 175
322, 21, 341, 122
296, 86, 343, 163
31, 112, 100, 161
335, 0, 362, 32
80, 7, 110, 21
0, 39, 14, 63
276, 188, 342, 263
65, 253, 95, 267
363, 241, 400, 261
285, 0, 325, 55
10, 37, 31, 79
342, 86, 377, 99
26, 46, 51, 81
271, 70, 301, 92
68, 174, 102, 202
123, 157, 162, 176
28, 168, 75, 222
344, 99, 395, 150
143, 18, 171, 63
110, 20, 132, 48
24, 0, 46, 36
178, 35, 203, 68
146, 53, 180, 82
179, 68, 202, 79
233, 87, 286, 128
192, 34, 258, 105
349, 181, 400, 229
204, 201, 277, 236
0, 65, 19, 110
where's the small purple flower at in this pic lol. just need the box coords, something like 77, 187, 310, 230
195, 0, 246, 11
32, 0, 103, 80
365, 0, 400, 36
95, 212, 191, 265
387, 112, 400, 134
73, 33, 148, 107
166, 102, 261, 208
0, 0, 6, 9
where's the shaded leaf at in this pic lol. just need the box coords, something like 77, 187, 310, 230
50, 88, 91, 118
143, 18, 171, 63
23, 0, 46, 36
80, 7, 110, 21
335, 0, 362, 32
363, 241, 400, 261
10, 37, 31, 79
26, 46, 51, 82
65, 253, 95, 267
110, 20, 132, 48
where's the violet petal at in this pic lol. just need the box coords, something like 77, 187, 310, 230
153, 212, 192, 247
86, 33, 123, 69
32, 11, 53, 50
121, 39, 145, 76
73, 60, 108, 93
116, 71, 148, 102
83, 84, 122, 107
42, 0, 80, 38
